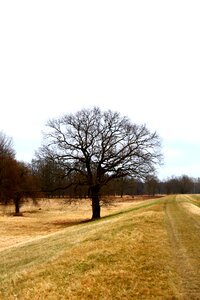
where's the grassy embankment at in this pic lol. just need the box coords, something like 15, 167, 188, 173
0, 195, 200, 299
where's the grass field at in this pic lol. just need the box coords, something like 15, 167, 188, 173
0, 195, 200, 299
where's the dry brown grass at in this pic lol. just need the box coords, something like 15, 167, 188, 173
181, 201, 200, 216
164, 195, 200, 299
0, 196, 146, 251
0, 195, 183, 299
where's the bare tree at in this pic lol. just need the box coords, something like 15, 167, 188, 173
0, 131, 15, 159
0, 132, 16, 203
0, 132, 39, 214
39, 107, 163, 219
144, 175, 159, 196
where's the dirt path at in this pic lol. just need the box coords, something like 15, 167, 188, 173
164, 195, 200, 299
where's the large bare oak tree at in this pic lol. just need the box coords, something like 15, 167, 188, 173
39, 107, 162, 219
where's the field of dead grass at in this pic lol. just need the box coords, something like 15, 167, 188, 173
0, 196, 147, 251
0, 195, 200, 299
0, 195, 178, 299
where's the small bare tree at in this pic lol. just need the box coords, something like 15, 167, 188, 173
39, 107, 163, 219
0, 132, 38, 215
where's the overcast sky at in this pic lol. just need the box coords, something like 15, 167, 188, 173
0, 1, 200, 180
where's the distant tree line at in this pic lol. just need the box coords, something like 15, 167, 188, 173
30, 159, 200, 197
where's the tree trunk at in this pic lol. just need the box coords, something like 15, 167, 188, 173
90, 185, 101, 219
14, 195, 21, 215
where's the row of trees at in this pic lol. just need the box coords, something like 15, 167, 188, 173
0, 107, 198, 218
31, 160, 200, 197
0, 138, 198, 213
